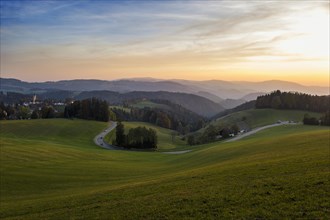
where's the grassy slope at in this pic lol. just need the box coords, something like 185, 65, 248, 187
104, 121, 187, 151
130, 100, 170, 110
110, 100, 170, 113
0, 119, 329, 219
109, 106, 131, 113
201, 109, 322, 132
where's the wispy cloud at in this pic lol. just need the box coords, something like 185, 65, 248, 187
0, 0, 79, 18
0, 0, 329, 85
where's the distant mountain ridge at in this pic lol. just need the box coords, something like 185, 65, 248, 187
1, 77, 328, 106
0, 78, 195, 94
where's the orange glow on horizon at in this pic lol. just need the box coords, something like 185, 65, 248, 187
1, 1, 329, 87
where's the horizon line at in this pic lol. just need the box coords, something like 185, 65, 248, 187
1, 76, 329, 88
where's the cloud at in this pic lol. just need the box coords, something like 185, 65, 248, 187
0, 0, 329, 84
0, 0, 79, 18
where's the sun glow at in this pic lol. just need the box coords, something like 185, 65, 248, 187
0, 1, 329, 86
277, 9, 329, 60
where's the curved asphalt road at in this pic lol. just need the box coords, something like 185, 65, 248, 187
225, 121, 294, 143
94, 121, 295, 153
93, 121, 121, 150
93, 121, 192, 153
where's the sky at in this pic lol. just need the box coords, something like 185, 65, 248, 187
0, 0, 329, 86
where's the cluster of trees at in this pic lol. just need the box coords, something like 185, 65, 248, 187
321, 111, 330, 126
0, 103, 30, 120
64, 98, 114, 122
34, 106, 56, 119
303, 111, 330, 126
187, 124, 240, 145
112, 100, 206, 134
115, 122, 157, 149
0, 92, 32, 105
256, 90, 330, 113
0, 102, 58, 120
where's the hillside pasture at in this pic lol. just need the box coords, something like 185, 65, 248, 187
200, 109, 322, 133
130, 100, 171, 110
0, 119, 329, 219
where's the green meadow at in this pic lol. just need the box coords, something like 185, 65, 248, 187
130, 100, 171, 110
201, 109, 322, 132
0, 119, 329, 219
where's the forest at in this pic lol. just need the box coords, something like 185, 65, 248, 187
303, 111, 330, 126
64, 98, 113, 122
0, 102, 60, 120
115, 122, 157, 149
112, 100, 206, 134
187, 123, 240, 146
256, 90, 330, 113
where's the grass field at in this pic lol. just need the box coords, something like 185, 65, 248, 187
109, 105, 131, 113
0, 119, 329, 219
130, 100, 170, 110
104, 121, 187, 151
200, 109, 322, 133
110, 100, 170, 113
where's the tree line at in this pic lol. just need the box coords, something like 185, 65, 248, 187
115, 122, 157, 149
0, 92, 32, 105
0, 102, 60, 120
303, 111, 330, 126
187, 123, 240, 145
64, 98, 114, 122
256, 90, 330, 113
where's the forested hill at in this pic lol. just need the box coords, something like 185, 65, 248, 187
0, 90, 224, 118
256, 90, 330, 113
211, 100, 256, 120
76, 91, 224, 117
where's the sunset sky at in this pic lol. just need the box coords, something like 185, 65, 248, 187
1, 0, 329, 86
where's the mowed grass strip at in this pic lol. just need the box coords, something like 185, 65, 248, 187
0, 119, 329, 219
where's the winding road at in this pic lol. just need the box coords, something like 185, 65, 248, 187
94, 121, 295, 153
225, 121, 294, 143
93, 121, 121, 150
93, 122, 192, 153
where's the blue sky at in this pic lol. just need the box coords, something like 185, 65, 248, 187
0, 0, 329, 85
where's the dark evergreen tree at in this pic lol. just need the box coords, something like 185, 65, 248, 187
231, 124, 240, 135
41, 106, 55, 118
256, 90, 330, 113
64, 98, 110, 122
115, 122, 126, 146
118, 126, 157, 149
187, 135, 195, 146
320, 111, 330, 126
303, 114, 319, 125
31, 110, 39, 119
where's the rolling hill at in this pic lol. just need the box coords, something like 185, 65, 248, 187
130, 100, 171, 110
76, 91, 224, 117
1, 78, 328, 101
173, 79, 329, 99
0, 78, 195, 94
0, 89, 225, 118
201, 109, 323, 133
0, 119, 329, 219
